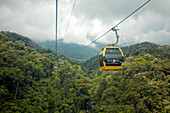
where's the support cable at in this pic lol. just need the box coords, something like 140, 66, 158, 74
85, 29, 111, 48
85, 0, 151, 48
63, 0, 77, 40
56, 0, 58, 58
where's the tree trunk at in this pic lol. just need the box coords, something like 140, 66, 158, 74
14, 82, 18, 100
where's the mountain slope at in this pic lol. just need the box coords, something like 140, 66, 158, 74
0, 31, 90, 112
0, 31, 169, 112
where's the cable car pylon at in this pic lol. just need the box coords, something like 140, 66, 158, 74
56, 0, 58, 59
54, 0, 58, 70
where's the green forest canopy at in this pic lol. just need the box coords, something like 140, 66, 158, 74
0, 31, 169, 113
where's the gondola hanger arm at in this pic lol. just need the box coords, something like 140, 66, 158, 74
107, 28, 119, 46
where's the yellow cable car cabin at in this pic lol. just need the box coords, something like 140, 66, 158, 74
98, 47, 124, 70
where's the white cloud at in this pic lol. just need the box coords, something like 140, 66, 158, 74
135, 30, 170, 45
0, 0, 55, 41
0, 0, 169, 46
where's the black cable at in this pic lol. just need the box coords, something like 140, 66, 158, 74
85, 29, 111, 48
85, 0, 151, 48
63, 0, 77, 40
113, 0, 151, 28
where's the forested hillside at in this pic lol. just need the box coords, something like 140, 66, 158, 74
82, 42, 170, 112
0, 31, 87, 112
0, 31, 169, 113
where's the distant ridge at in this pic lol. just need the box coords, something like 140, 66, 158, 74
37, 40, 100, 61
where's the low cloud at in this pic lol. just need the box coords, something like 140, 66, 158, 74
0, 0, 169, 46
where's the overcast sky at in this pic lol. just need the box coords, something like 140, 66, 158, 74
0, 0, 169, 46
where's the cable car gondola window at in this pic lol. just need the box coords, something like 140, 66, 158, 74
105, 48, 121, 55
105, 48, 122, 60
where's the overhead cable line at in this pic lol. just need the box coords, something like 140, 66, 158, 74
85, 0, 151, 48
63, 0, 77, 40
56, 0, 58, 58
85, 29, 112, 48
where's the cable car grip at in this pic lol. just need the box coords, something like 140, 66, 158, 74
107, 27, 119, 47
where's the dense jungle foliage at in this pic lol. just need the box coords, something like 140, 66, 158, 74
0, 31, 169, 113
